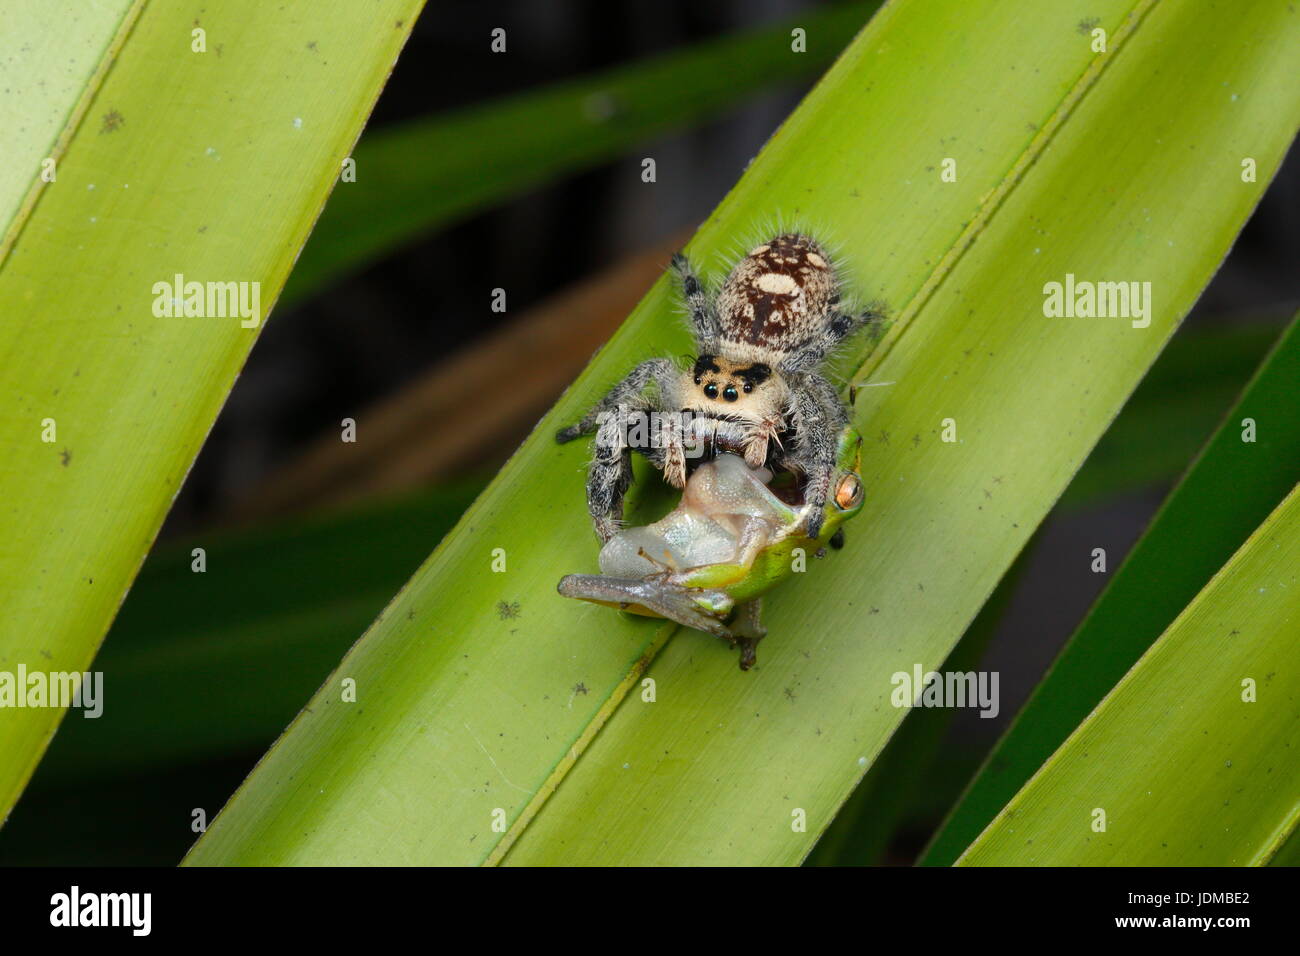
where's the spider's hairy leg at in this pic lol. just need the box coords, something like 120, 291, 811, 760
586, 411, 633, 543
555, 358, 678, 443
779, 302, 888, 376
555, 358, 682, 540
671, 251, 720, 350
829, 301, 888, 347
788, 372, 850, 540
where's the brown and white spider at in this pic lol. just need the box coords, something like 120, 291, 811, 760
557, 232, 881, 543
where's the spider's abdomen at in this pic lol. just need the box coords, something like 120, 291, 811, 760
715, 233, 837, 358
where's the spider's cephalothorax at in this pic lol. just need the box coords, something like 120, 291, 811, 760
558, 232, 878, 542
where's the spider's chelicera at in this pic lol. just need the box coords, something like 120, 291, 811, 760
557, 232, 880, 542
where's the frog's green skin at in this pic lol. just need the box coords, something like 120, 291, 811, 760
558, 425, 864, 670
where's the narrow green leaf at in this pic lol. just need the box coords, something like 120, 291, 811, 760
924, 313, 1300, 865
281, 1, 881, 304
957, 482, 1300, 865
186, 0, 1299, 866
806, 538, 1032, 866
0, 1, 424, 821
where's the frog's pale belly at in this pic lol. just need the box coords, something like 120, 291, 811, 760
598, 454, 797, 578
599, 514, 736, 577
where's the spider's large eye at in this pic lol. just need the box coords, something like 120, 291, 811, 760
834, 474, 864, 510
704, 383, 718, 399
722, 385, 738, 402
742, 383, 753, 394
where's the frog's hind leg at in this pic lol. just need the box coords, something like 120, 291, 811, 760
558, 574, 736, 641
730, 598, 768, 671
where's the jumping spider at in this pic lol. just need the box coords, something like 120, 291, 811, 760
557, 232, 880, 543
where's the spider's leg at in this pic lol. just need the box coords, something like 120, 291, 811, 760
807, 369, 851, 429
586, 412, 633, 543
671, 251, 721, 351
554, 359, 680, 540
778, 302, 887, 376
788, 372, 847, 540
555, 358, 677, 443
827, 301, 886, 349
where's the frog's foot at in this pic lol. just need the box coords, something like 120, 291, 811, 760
558, 574, 736, 640
730, 598, 767, 671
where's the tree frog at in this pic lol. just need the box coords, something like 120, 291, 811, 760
558, 425, 865, 669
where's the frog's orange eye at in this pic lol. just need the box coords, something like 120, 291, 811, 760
834, 474, 863, 510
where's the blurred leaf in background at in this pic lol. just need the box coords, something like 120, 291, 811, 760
280, 1, 882, 304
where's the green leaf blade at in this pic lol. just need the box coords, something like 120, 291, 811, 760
958, 483, 1300, 866
924, 314, 1300, 865
0, 0, 425, 820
